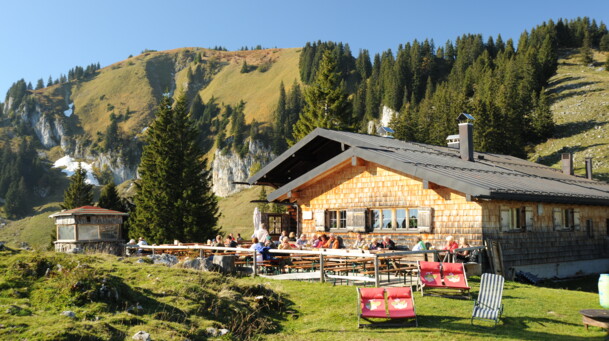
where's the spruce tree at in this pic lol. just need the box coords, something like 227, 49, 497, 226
289, 50, 351, 145
580, 30, 594, 65
98, 181, 124, 212
61, 163, 94, 209
129, 95, 219, 244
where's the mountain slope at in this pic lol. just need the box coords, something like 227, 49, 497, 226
530, 49, 609, 181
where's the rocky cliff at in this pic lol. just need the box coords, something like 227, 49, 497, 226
212, 140, 274, 197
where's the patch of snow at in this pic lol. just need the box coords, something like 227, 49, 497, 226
53, 155, 99, 186
63, 103, 74, 117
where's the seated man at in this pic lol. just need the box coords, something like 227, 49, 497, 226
381, 235, 396, 250
224, 236, 238, 248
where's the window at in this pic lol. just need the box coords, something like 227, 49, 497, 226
78, 225, 99, 240
366, 207, 432, 232
501, 206, 533, 231
409, 209, 419, 229
58, 225, 75, 241
326, 210, 348, 229
382, 209, 392, 229
553, 208, 580, 231
396, 209, 407, 229
339, 210, 347, 228
100, 225, 119, 239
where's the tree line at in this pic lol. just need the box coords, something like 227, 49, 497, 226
280, 17, 608, 158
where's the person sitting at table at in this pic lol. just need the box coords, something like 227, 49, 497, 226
368, 237, 382, 250
351, 233, 366, 249
253, 223, 270, 241
456, 237, 471, 262
264, 235, 275, 248
296, 234, 308, 248
324, 233, 338, 248
288, 232, 297, 242
236, 233, 244, 243
444, 236, 459, 252
211, 235, 223, 247
335, 236, 345, 249
381, 235, 396, 250
412, 236, 427, 251
311, 234, 322, 248
315, 234, 329, 248
278, 236, 293, 249
224, 236, 238, 248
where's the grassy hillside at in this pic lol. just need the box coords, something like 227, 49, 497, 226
0, 250, 605, 340
0, 251, 285, 340
33, 48, 301, 141
217, 186, 268, 238
529, 49, 609, 181
199, 48, 301, 123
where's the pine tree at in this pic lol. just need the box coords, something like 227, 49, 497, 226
47, 76, 53, 87
129, 95, 219, 244
35, 78, 45, 90
98, 181, 124, 212
61, 163, 94, 209
530, 89, 555, 141
289, 50, 351, 145
580, 30, 594, 65
4, 177, 27, 218
272, 82, 288, 153
240, 61, 249, 73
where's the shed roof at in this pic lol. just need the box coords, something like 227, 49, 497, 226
248, 128, 609, 206
49, 206, 129, 218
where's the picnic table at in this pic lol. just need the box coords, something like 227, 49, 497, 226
580, 309, 609, 331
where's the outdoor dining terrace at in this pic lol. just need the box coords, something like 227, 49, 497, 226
126, 243, 486, 287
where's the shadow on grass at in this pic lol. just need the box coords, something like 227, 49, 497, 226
310, 314, 593, 341
534, 143, 607, 166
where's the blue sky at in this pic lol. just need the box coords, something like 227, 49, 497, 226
1, 0, 608, 97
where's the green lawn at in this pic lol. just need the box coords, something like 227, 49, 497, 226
0, 250, 605, 340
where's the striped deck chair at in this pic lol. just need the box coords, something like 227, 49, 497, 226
357, 288, 386, 327
471, 273, 505, 327
417, 261, 443, 295
386, 287, 418, 327
442, 262, 471, 297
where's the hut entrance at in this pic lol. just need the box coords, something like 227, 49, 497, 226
263, 213, 291, 236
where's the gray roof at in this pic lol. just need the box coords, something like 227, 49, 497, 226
248, 128, 609, 206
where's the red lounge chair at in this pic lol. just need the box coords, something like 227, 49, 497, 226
386, 287, 418, 326
358, 288, 387, 322
442, 262, 471, 293
418, 261, 443, 295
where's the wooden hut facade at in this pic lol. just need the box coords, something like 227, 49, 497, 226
248, 127, 609, 279
50, 206, 128, 255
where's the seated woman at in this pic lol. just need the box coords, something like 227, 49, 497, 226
278, 236, 293, 250
296, 234, 308, 248
444, 236, 459, 251
351, 233, 366, 249
288, 232, 297, 242
368, 237, 381, 251
312, 234, 325, 248
412, 236, 426, 251
456, 237, 471, 262
381, 235, 396, 250
324, 233, 338, 248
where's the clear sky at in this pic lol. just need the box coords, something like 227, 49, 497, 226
1, 0, 608, 98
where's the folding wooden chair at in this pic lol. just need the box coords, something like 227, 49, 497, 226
471, 273, 505, 327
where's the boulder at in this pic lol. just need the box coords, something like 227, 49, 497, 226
147, 254, 178, 266
132, 331, 151, 341
61, 311, 76, 318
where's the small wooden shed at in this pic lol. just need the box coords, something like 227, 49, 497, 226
50, 206, 128, 255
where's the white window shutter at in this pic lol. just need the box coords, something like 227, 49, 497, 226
314, 209, 326, 231
574, 209, 581, 230
500, 208, 510, 231
346, 209, 367, 232
553, 208, 562, 230
418, 207, 433, 233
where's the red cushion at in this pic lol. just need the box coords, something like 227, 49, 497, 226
442, 263, 470, 289
386, 287, 415, 318
359, 288, 387, 318
419, 261, 443, 287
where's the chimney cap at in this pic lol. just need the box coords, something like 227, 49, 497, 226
457, 113, 475, 122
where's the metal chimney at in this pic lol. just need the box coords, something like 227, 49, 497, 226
585, 157, 593, 180
456, 113, 475, 162
561, 153, 573, 175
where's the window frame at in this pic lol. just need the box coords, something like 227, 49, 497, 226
553, 207, 580, 231
500, 206, 533, 232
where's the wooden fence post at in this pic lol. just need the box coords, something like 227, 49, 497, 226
374, 255, 380, 287
253, 250, 258, 277
320, 252, 325, 283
